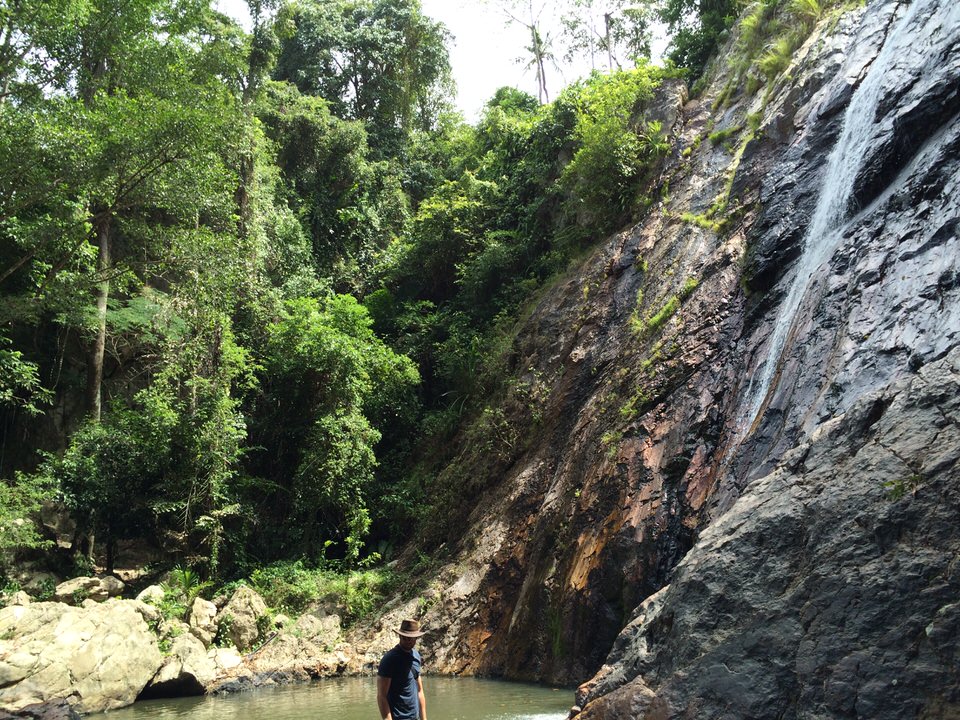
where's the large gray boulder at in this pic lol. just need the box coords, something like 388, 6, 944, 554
218, 586, 267, 651
187, 597, 218, 647
0, 600, 163, 714
135, 584, 165, 605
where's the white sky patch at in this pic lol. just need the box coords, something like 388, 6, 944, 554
419, 0, 595, 119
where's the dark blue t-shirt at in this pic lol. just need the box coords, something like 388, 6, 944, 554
377, 646, 422, 719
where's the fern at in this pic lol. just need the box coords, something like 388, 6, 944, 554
790, 0, 823, 27
758, 37, 795, 80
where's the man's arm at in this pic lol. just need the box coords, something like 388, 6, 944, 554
377, 675, 392, 720
417, 675, 427, 720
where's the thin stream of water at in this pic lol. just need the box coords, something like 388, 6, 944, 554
741, 0, 933, 432
91, 677, 572, 720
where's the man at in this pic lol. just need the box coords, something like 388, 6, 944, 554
377, 619, 427, 720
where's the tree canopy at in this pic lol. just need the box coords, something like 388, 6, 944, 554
0, 0, 730, 583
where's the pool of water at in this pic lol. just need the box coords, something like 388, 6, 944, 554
93, 676, 573, 719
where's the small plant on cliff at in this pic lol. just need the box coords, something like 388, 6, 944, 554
790, 0, 824, 27
645, 296, 681, 333
883, 474, 923, 501
708, 125, 742, 146
758, 36, 795, 81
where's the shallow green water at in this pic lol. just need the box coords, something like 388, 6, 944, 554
94, 677, 572, 719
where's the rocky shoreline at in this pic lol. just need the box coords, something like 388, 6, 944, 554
0, 582, 386, 718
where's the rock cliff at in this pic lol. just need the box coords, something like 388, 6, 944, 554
366, 0, 960, 714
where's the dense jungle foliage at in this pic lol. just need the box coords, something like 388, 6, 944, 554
0, 0, 813, 600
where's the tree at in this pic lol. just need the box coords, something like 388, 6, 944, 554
0, 0, 243, 422
560, 0, 656, 70
659, 0, 738, 77
257, 81, 408, 290
274, 0, 452, 158
0, 0, 93, 102
558, 66, 669, 235
487, 0, 558, 104
0, 0, 250, 567
249, 294, 419, 563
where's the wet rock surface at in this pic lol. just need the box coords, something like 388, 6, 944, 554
0, 698, 82, 720
576, 349, 960, 718
388, 0, 960, 713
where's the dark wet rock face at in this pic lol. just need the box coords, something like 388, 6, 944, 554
733, 0, 960, 483
368, 0, 960, 713
567, 0, 960, 715
577, 349, 960, 719
0, 700, 82, 720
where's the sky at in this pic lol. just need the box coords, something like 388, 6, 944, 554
214, 0, 640, 121
418, 0, 595, 119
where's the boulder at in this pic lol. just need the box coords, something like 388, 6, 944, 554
7, 593, 30, 607
141, 633, 216, 699
8, 567, 57, 598
242, 611, 347, 678
207, 647, 243, 673
294, 611, 341, 642
187, 597, 218, 647
0, 697, 82, 719
94, 576, 124, 600
135, 585, 165, 604
52, 577, 124, 605
129, 600, 160, 625
51, 577, 99, 604
218, 586, 267, 651
0, 600, 163, 714
38, 502, 76, 551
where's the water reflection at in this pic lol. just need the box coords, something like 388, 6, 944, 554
96, 676, 571, 720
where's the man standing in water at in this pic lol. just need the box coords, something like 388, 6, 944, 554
377, 619, 427, 720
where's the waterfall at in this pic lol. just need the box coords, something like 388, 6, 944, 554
741, 0, 931, 433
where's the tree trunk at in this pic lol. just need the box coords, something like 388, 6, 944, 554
105, 531, 115, 574
604, 13, 614, 71
531, 26, 549, 104
85, 216, 110, 422
234, 152, 254, 237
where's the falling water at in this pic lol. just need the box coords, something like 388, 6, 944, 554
741, 0, 931, 432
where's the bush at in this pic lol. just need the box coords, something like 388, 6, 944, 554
559, 67, 669, 236
248, 560, 397, 624
0, 472, 53, 575
251, 294, 419, 564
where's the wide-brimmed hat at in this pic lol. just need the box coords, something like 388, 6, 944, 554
396, 619, 426, 638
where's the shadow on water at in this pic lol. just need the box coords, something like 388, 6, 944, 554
93, 677, 572, 720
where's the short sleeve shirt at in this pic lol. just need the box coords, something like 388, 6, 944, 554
378, 646, 422, 720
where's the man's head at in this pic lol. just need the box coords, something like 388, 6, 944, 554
396, 618, 426, 651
